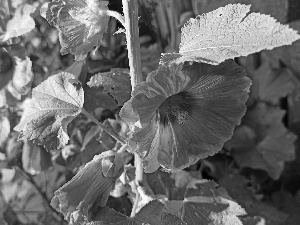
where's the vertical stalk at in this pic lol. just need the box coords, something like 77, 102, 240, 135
122, 0, 143, 88
122, 0, 143, 187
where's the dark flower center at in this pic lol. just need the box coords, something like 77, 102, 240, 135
158, 91, 193, 126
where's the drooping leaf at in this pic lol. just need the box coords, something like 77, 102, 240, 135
160, 4, 300, 65
22, 140, 52, 175
226, 103, 297, 179
40, 0, 110, 60
88, 68, 131, 106
0, 4, 36, 42
164, 179, 246, 225
89, 200, 164, 225
0, 116, 10, 146
51, 150, 124, 225
14, 72, 84, 151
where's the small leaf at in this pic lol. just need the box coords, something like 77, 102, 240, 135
41, 0, 110, 60
0, 116, 10, 146
88, 68, 131, 106
14, 72, 84, 151
161, 4, 300, 65
0, 4, 36, 42
164, 179, 246, 225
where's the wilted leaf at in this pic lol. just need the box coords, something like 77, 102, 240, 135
164, 179, 246, 225
22, 140, 52, 175
161, 4, 300, 65
226, 103, 297, 179
88, 69, 131, 106
40, 0, 109, 60
89, 200, 164, 225
0, 116, 10, 146
0, 4, 36, 42
14, 72, 84, 151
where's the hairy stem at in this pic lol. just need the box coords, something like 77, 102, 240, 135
106, 10, 126, 28
122, 0, 144, 217
81, 108, 126, 145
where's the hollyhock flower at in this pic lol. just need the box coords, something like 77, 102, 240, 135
120, 60, 251, 172
50, 150, 124, 224
40, 0, 109, 60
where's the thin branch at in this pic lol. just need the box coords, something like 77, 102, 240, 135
81, 108, 126, 145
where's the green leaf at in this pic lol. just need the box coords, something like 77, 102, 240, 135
0, 0, 10, 35
226, 103, 297, 179
160, 4, 300, 65
0, 4, 36, 42
160, 212, 187, 225
14, 72, 84, 151
0, 49, 14, 90
88, 68, 131, 106
89, 200, 164, 225
40, 0, 110, 60
164, 179, 246, 225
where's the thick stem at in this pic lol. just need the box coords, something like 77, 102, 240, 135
122, 0, 144, 217
122, 0, 143, 88
81, 108, 126, 145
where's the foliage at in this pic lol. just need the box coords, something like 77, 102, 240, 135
1, 0, 300, 225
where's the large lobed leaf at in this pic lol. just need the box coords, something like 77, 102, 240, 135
160, 4, 300, 65
164, 179, 246, 225
226, 103, 297, 179
14, 72, 84, 151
